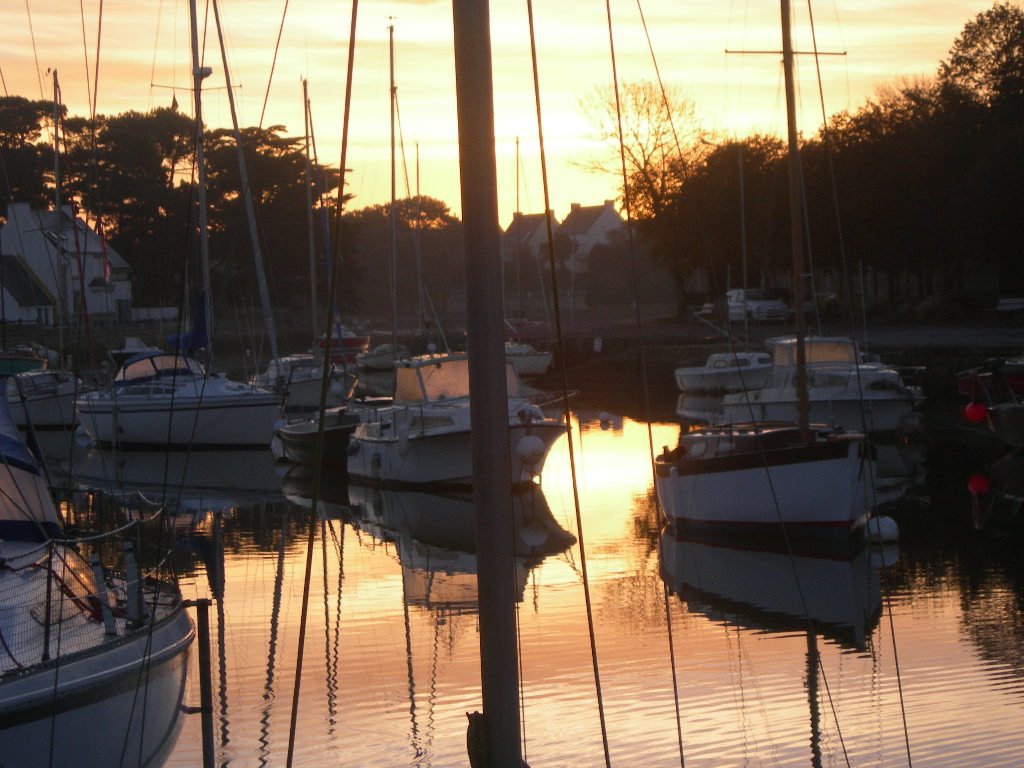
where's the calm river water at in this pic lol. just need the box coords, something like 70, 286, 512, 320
41, 410, 1024, 767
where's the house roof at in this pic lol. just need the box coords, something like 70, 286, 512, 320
559, 200, 620, 237
502, 211, 553, 244
3, 203, 130, 270
0, 253, 53, 307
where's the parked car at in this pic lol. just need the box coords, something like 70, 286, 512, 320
726, 288, 791, 322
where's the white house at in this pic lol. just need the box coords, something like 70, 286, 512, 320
0, 203, 133, 326
501, 210, 555, 263
558, 199, 624, 275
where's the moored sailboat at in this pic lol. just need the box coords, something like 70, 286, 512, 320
0, 394, 195, 767
655, 0, 874, 536
74, 2, 281, 450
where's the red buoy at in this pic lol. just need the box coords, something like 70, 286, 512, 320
964, 402, 988, 424
967, 473, 990, 496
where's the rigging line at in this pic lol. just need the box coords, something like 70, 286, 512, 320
395, 97, 413, 199
148, 0, 166, 105
630, 6, 687, 761
1, 65, 8, 95
23, 0, 45, 102
513, 509, 530, 761
258, 0, 291, 130
878, 551, 913, 767
617, 2, 659, 459
92, 0, 104, 120
288, 2, 360, 766
524, 3, 611, 766
78, 0, 94, 117
803, 0, 884, 496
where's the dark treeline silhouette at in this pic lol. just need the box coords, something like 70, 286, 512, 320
617, 3, 1024, 318
3, 5, 1021, 330
0, 96, 462, 335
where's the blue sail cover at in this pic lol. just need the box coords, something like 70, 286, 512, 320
166, 290, 211, 354
0, 393, 63, 541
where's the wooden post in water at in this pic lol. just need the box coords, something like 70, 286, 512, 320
451, 2, 524, 766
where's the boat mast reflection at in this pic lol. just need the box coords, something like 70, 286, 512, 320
660, 528, 893, 764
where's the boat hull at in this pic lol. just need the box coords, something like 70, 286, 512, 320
675, 366, 772, 393
506, 350, 553, 377
987, 402, 1024, 448
271, 408, 360, 468
76, 391, 281, 448
0, 607, 193, 768
347, 420, 565, 487
7, 391, 79, 429
655, 435, 870, 532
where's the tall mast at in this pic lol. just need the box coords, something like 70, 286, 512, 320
211, 0, 279, 362
780, 0, 810, 439
303, 80, 318, 348
52, 73, 65, 364
451, 2, 523, 766
188, 0, 214, 363
414, 142, 425, 336
388, 21, 399, 349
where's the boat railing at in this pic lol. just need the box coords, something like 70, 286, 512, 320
0, 511, 180, 673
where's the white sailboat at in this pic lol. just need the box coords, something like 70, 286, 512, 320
0, 395, 195, 767
74, 0, 280, 449
346, 352, 565, 487
655, 0, 874, 535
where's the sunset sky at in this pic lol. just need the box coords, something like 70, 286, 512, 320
0, 0, 999, 224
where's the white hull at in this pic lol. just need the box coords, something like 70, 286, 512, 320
7, 391, 79, 429
507, 349, 553, 377
674, 352, 773, 393
76, 389, 280, 447
675, 366, 772, 393
252, 354, 356, 410
348, 417, 565, 486
7, 371, 90, 429
0, 610, 192, 768
655, 429, 870, 531
275, 370, 355, 410
77, 353, 281, 448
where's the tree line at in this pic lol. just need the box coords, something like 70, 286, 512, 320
3, 4, 1021, 331
590, 3, 1024, 317
0, 96, 465, 335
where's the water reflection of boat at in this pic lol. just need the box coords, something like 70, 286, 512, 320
347, 483, 575, 610
280, 465, 353, 520
972, 450, 1024, 530
660, 529, 884, 649
873, 438, 927, 507
675, 392, 725, 425
62, 446, 283, 508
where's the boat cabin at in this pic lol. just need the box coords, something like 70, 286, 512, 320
114, 352, 206, 386
767, 336, 859, 367
394, 354, 524, 404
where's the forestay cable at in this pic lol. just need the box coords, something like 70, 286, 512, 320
524, 1, 612, 765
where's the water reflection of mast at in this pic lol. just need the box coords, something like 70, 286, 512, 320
399, 526, 426, 761
321, 519, 344, 733
258, 506, 289, 766
807, 631, 822, 768
213, 513, 230, 752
